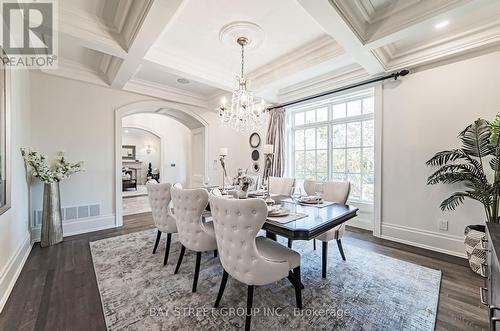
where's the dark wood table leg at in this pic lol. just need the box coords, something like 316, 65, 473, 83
266, 231, 277, 241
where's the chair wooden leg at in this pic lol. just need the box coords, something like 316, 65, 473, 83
192, 252, 202, 293
245, 285, 254, 331
174, 245, 185, 274
288, 239, 293, 248
214, 270, 228, 308
313, 239, 316, 250
337, 239, 346, 261
152, 230, 162, 254
293, 266, 302, 309
322, 241, 328, 278
163, 233, 172, 266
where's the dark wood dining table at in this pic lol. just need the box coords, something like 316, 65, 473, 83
202, 192, 359, 242
262, 195, 359, 241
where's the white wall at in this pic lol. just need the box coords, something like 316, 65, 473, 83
122, 127, 161, 184
0, 70, 32, 312
122, 113, 191, 185
381, 51, 500, 257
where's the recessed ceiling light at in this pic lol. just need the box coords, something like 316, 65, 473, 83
435, 20, 449, 29
177, 78, 190, 84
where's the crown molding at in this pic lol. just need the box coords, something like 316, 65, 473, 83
373, 20, 500, 70
359, 0, 422, 25
124, 78, 209, 108
59, 1, 152, 55
111, 0, 133, 34
41, 59, 109, 87
277, 64, 369, 103
367, 0, 469, 43
100, 55, 124, 85
59, 7, 126, 58
118, 0, 154, 50
248, 35, 345, 89
330, 0, 468, 44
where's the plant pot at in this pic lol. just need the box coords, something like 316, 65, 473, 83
40, 182, 63, 248
464, 224, 486, 277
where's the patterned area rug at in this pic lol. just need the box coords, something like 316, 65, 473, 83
90, 230, 441, 330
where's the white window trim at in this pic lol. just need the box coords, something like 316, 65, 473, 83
287, 89, 376, 204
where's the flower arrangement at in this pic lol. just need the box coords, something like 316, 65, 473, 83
233, 168, 255, 192
21, 148, 85, 184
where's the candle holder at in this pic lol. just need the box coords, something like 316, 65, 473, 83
263, 150, 274, 205
219, 150, 228, 195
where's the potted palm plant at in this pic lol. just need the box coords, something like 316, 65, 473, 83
426, 115, 500, 276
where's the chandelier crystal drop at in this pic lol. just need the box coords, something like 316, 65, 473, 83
218, 37, 266, 132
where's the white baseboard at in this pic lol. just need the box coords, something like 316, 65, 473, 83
0, 232, 32, 313
346, 216, 373, 231
381, 222, 467, 258
31, 214, 116, 241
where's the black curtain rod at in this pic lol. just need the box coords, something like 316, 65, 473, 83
267, 69, 410, 111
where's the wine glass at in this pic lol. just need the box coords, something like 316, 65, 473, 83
291, 187, 302, 215
203, 177, 210, 188
314, 182, 324, 205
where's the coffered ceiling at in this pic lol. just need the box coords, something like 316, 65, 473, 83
40, 0, 500, 109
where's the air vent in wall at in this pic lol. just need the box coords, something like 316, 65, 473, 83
33, 204, 101, 227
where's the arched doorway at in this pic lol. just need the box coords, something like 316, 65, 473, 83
121, 126, 163, 216
114, 100, 210, 227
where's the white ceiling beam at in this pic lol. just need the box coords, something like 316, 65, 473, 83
364, 0, 497, 50
110, 0, 186, 88
297, 0, 385, 75
58, 32, 127, 59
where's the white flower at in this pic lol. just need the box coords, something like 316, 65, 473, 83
20, 148, 85, 184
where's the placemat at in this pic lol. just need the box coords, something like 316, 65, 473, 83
283, 198, 336, 208
267, 212, 308, 224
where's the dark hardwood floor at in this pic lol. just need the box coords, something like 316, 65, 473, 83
0, 213, 488, 330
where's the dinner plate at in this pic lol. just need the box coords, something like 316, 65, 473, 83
299, 197, 323, 204
268, 207, 289, 217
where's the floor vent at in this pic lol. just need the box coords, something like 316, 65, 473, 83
33, 204, 101, 226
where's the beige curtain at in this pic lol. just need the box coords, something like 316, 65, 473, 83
264, 108, 285, 178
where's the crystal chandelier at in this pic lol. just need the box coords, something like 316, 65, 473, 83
218, 37, 266, 132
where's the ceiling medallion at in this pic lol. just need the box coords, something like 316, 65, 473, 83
218, 22, 267, 132
219, 21, 265, 51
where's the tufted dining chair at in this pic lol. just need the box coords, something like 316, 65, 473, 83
268, 176, 295, 196
303, 180, 351, 278
170, 185, 218, 292
209, 193, 302, 331
146, 183, 178, 266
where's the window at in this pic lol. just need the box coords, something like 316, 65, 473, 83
288, 89, 375, 203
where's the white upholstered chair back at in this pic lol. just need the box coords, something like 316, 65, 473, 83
268, 177, 295, 196
146, 183, 177, 233
303, 180, 316, 197
171, 186, 215, 252
323, 181, 351, 204
209, 195, 290, 285
303, 180, 351, 205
